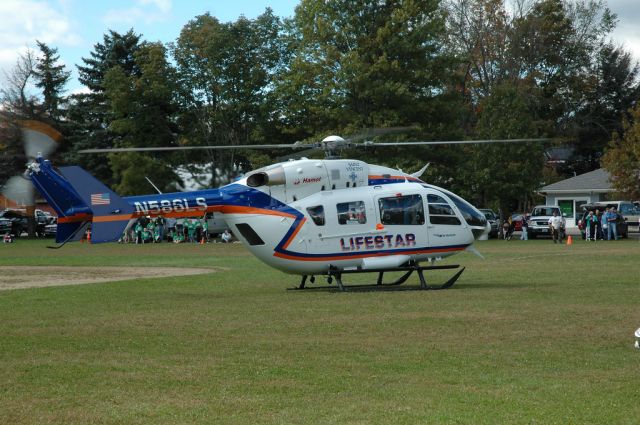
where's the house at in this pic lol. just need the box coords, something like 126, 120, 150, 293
538, 168, 614, 227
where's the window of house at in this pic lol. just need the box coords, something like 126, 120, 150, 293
379, 194, 424, 225
337, 201, 366, 225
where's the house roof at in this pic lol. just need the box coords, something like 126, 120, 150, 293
540, 168, 612, 193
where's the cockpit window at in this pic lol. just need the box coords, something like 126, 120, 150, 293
427, 195, 461, 225
427, 194, 449, 204
447, 192, 487, 227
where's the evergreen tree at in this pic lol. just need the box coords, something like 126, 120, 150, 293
33, 41, 71, 121
104, 42, 181, 195
63, 30, 143, 184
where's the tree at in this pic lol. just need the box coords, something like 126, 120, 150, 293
568, 44, 640, 174
64, 30, 143, 185
601, 104, 640, 199
0, 116, 26, 187
454, 83, 545, 212
104, 42, 181, 195
281, 0, 456, 135
33, 40, 71, 121
0, 49, 38, 118
172, 10, 285, 185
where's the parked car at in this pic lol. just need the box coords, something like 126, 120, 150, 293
0, 217, 11, 235
527, 205, 563, 239
0, 209, 49, 236
605, 201, 640, 233
479, 209, 499, 238
43, 217, 57, 238
577, 203, 629, 239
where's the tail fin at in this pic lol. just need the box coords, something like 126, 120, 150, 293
29, 158, 133, 243
29, 158, 92, 243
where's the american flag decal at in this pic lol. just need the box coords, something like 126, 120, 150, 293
91, 193, 111, 205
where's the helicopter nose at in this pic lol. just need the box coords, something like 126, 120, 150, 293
474, 222, 491, 240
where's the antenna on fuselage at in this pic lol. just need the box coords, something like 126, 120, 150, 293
145, 176, 163, 194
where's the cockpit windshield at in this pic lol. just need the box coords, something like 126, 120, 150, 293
422, 184, 486, 228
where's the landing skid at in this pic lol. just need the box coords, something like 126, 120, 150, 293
288, 264, 465, 292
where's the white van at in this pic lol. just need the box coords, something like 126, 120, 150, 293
600, 201, 640, 232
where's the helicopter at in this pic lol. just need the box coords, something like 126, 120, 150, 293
20, 130, 547, 291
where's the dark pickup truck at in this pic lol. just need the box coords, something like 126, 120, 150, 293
0, 209, 52, 236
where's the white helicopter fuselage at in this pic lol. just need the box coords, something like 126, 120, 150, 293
212, 158, 484, 275
221, 183, 475, 274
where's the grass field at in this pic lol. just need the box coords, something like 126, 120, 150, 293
1, 238, 639, 424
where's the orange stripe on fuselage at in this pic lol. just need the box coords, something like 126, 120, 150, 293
281, 217, 307, 249
91, 204, 296, 223
57, 213, 93, 223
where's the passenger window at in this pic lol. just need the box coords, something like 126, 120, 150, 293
379, 194, 424, 225
306, 205, 325, 226
428, 194, 461, 225
337, 201, 366, 225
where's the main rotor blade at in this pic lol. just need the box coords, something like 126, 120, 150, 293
345, 126, 420, 143
361, 138, 551, 147
78, 143, 313, 154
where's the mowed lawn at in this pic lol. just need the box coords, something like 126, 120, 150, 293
0, 238, 639, 424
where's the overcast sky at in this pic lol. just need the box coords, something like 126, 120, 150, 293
0, 0, 638, 95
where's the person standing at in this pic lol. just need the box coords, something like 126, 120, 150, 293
520, 216, 529, 240
202, 217, 209, 243
585, 210, 597, 241
548, 210, 565, 244
601, 207, 610, 240
155, 215, 165, 243
134, 220, 143, 244
607, 206, 619, 240
593, 209, 602, 240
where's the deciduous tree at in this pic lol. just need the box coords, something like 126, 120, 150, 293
601, 104, 640, 199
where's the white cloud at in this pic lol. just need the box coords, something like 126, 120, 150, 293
103, 0, 173, 26
608, 0, 640, 64
0, 1, 81, 78
139, 0, 172, 14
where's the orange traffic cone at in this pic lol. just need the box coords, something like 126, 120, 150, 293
566, 235, 573, 245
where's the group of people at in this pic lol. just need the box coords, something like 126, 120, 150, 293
119, 215, 234, 244
582, 206, 623, 241
501, 216, 530, 241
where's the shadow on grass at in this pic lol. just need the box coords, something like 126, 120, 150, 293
287, 280, 555, 293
